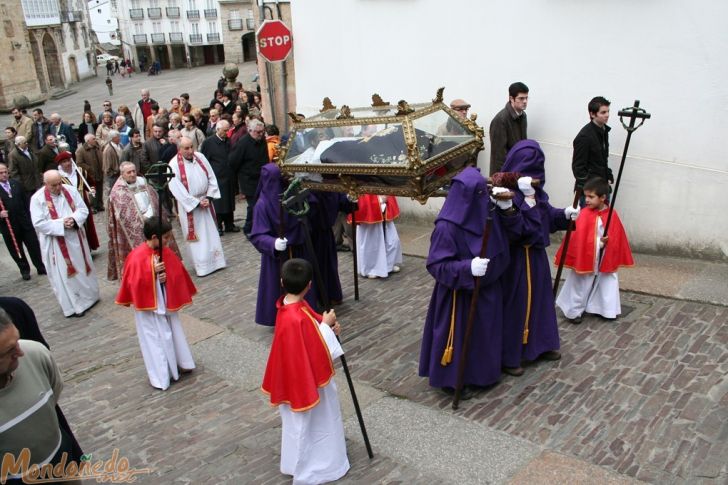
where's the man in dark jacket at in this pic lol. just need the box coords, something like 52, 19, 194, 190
489, 81, 529, 175
7, 136, 41, 202
49, 113, 78, 153
229, 118, 267, 236
201, 120, 238, 234
37, 134, 60, 173
29, 109, 50, 153
0, 163, 45, 279
572, 96, 613, 198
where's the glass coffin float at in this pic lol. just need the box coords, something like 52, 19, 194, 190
278, 89, 484, 202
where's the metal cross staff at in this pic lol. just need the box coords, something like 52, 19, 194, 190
145, 162, 176, 266
598, 100, 651, 269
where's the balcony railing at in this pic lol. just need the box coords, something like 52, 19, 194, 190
207, 33, 220, 43
133, 34, 148, 44
129, 8, 144, 19
147, 7, 162, 18
61, 10, 82, 22
186, 9, 199, 19
227, 18, 243, 30
151, 33, 165, 44
189, 33, 202, 43
246, 18, 255, 30
165, 6, 180, 18
203, 8, 217, 19
169, 32, 184, 43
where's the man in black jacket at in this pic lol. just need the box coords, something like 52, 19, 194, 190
0, 163, 45, 280
229, 118, 267, 236
201, 120, 238, 234
489, 81, 529, 175
572, 96, 613, 199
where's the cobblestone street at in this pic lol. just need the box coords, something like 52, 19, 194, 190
2, 66, 727, 485
2, 198, 726, 484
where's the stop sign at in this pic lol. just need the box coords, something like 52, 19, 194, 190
256, 20, 293, 62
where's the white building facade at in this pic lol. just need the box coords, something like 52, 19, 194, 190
289, 0, 728, 261
115, 0, 225, 69
88, 0, 120, 45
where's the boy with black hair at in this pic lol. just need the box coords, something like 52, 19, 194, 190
116, 218, 197, 390
261, 258, 350, 484
554, 177, 634, 323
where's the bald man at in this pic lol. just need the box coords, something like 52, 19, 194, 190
167, 137, 226, 276
30, 171, 99, 317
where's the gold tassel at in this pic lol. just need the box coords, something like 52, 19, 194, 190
440, 290, 457, 366
523, 246, 532, 344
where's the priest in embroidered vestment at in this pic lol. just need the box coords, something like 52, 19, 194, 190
30, 170, 100, 317
107, 161, 180, 280
167, 137, 226, 276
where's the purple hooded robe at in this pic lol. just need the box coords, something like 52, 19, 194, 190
419, 167, 522, 388
500, 139, 570, 366
307, 191, 346, 304
250, 164, 317, 325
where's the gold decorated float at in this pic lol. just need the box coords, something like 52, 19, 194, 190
277, 88, 484, 203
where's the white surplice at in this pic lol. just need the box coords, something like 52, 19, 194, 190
556, 215, 621, 319
30, 185, 100, 316
279, 322, 350, 485
135, 278, 195, 390
356, 221, 402, 278
168, 152, 226, 276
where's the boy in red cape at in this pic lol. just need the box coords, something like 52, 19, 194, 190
261, 258, 350, 484
555, 177, 634, 323
116, 218, 197, 390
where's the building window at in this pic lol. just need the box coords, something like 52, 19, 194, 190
134, 22, 144, 35
170, 20, 179, 31
205, 0, 213, 9
188, 0, 195, 9
152, 21, 162, 33
207, 20, 217, 33
229, 10, 240, 20
150, 0, 159, 7
191, 22, 199, 34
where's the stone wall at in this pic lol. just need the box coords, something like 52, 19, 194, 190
0, 1, 43, 110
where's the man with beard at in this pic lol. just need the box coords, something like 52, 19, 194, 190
10, 108, 32, 141
229, 118, 268, 237
200, 120, 238, 235
120, 128, 148, 173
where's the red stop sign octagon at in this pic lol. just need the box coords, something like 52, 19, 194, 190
256, 20, 293, 62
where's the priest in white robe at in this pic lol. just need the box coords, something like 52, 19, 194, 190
30, 170, 100, 317
167, 137, 226, 277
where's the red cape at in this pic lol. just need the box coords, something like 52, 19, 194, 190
347, 194, 400, 225
554, 206, 634, 274
261, 297, 335, 412
115, 243, 197, 312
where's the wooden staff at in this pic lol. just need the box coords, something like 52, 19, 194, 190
452, 215, 493, 410
553, 189, 582, 297
351, 209, 359, 301
0, 197, 22, 259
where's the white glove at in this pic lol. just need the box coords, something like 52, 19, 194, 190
517, 176, 535, 196
381, 202, 387, 213
490, 187, 513, 210
470, 257, 489, 277
564, 206, 580, 221
274, 237, 288, 251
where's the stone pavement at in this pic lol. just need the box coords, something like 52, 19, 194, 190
1, 199, 726, 485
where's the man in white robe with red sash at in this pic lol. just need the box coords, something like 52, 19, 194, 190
167, 137, 226, 277
30, 170, 100, 317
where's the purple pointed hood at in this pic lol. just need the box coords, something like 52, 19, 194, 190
502, 139, 548, 202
